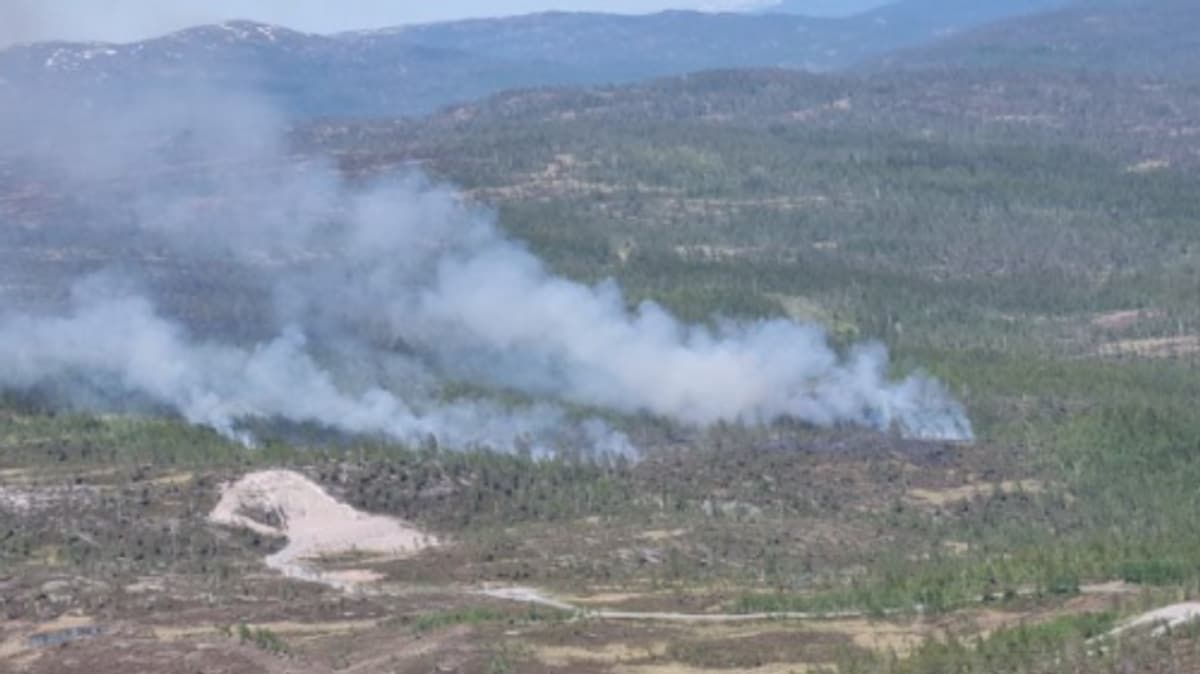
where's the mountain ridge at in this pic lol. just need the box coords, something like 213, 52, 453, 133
0, 3, 1092, 119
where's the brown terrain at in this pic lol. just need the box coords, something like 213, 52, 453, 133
0, 431, 1184, 674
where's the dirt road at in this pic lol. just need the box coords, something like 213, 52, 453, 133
480, 586, 864, 623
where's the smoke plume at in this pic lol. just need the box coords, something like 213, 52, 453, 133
0, 83, 973, 454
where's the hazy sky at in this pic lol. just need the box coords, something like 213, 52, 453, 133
0, 0, 806, 46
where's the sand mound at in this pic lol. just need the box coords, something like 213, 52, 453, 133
209, 469, 436, 589
0, 486, 31, 513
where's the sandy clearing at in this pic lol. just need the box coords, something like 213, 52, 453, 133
636, 529, 688, 542
209, 470, 437, 590
1105, 602, 1200, 638
686, 619, 926, 658
805, 618, 925, 656
536, 642, 668, 667
1095, 335, 1200, 359
139, 471, 195, 487
1081, 580, 1139, 596
1091, 309, 1160, 330
1126, 159, 1171, 174
0, 486, 31, 512
906, 480, 1045, 506
0, 468, 31, 481
568, 590, 670, 606
614, 663, 828, 674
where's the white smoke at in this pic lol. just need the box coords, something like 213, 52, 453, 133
0, 86, 973, 454
0, 283, 585, 451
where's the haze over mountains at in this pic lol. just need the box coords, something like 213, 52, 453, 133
0, 0, 1140, 119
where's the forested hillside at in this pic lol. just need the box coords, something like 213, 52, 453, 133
393, 69, 1200, 168
877, 0, 1200, 76
301, 68, 1200, 368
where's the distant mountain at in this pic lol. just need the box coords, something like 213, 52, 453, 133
855, 0, 1077, 37
365, 11, 849, 78
0, 14, 827, 118
766, 0, 1072, 27
877, 0, 1200, 76
763, 1, 888, 17
0, 4, 1089, 120
389, 4, 1078, 77
0, 20, 574, 119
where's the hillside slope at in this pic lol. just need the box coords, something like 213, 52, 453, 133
876, 0, 1200, 76
392, 68, 1200, 170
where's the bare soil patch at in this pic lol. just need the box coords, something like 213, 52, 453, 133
209, 470, 439, 589
1095, 335, 1200, 359
1091, 309, 1160, 331
906, 479, 1046, 507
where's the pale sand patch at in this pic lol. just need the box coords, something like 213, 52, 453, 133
322, 568, 386, 585
1095, 335, 1200, 359
0, 632, 27, 660
0, 468, 31, 481
124, 577, 166, 594
1081, 580, 1139, 596
536, 642, 667, 667
569, 591, 662, 606
141, 471, 195, 487
1090, 309, 1160, 331
805, 619, 924, 656
942, 540, 970, 555
615, 663, 828, 674
209, 470, 437, 589
1126, 159, 1171, 174
152, 625, 219, 642
1105, 602, 1200, 638
0, 486, 31, 512
907, 480, 1045, 507
636, 529, 688, 542
962, 608, 1033, 636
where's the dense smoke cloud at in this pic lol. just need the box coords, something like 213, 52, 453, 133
0, 83, 972, 454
